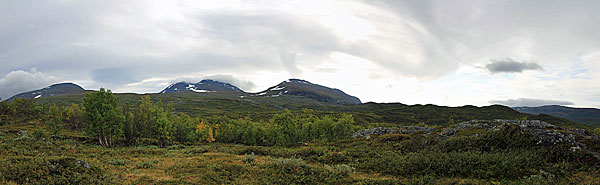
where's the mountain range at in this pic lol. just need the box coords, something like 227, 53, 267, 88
7, 79, 362, 105
5, 79, 599, 127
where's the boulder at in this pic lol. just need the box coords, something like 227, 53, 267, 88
76, 159, 91, 169
527, 129, 581, 147
569, 129, 587, 136
17, 130, 27, 136
351, 126, 433, 139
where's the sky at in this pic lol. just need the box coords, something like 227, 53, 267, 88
1, 0, 599, 108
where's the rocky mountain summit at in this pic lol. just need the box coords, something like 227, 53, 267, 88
160, 80, 244, 93
7, 83, 85, 101
255, 79, 361, 104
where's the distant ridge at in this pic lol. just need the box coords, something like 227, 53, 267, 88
513, 105, 600, 127
7, 83, 85, 101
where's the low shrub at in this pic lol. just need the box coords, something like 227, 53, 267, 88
135, 160, 159, 169
167, 144, 185, 150
325, 164, 354, 176
238, 146, 270, 156
0, 157, 109, 184
376, 133, 411, 142
317, 152, 350, 164
184, 146, 209, 154
243, 152, 257, 165
32, 129, 47, 140
361, 149, 545, 179
106, 159, 130, 166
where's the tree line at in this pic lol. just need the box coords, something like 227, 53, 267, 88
0, 88, 358, 147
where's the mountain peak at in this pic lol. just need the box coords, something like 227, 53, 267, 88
7, 82, 85, 100
160, 79, 243, 94
256, 79, 361, 104
285, 79, 311, 84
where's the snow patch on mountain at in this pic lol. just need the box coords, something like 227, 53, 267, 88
189, 89, 212, 93
270, 86, 285, 91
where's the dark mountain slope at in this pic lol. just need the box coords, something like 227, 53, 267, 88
513, 105, 600, 127
253, 79, 361, 104
160, 80, 244, 93
7, 83, 85, 101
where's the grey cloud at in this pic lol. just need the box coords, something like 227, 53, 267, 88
202, 75, 257, 91
485, 58, 542, 73
490, 98, 574, 107
197, 13, 342, 77
92, 68, 138, 85
0, 69, 57, 100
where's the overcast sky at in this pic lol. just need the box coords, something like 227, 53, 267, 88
1, 0, 599, 108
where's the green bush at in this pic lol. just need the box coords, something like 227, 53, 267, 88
213, 110, 358, 146
83, 88, 125, 147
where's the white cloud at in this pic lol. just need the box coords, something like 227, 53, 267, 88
490, 98, 574, 107
0, 68, 57, 100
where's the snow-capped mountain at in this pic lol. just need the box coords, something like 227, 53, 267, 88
160, 80, 244, 94
254, 79, 361, 104
7, 83, 85, 101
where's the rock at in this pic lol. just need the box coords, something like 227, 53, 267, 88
456, 120, 501, 130
492, 119, 556, 129
351, 126, 434, 139
17, 130, 27, 136
441, 128, 458, 136
570, 129, 587, 136
527, 129, 581, 147
455, 119, 557, 130
76, 159, 91, 169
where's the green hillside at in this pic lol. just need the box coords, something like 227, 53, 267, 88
1, 91, 599, 184
37, 91, 588, 129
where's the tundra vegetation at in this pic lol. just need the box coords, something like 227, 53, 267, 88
1, 89, 599, 184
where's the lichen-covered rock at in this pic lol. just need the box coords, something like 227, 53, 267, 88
569, 129, 586, 136
353, 119, 588, 153
17, 130, 27, 136
492, 119, 557, 129
441, 128, 458, 136
76, 159, 91, 169
351, 126, 433, 139
526, 129, 581, 147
